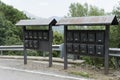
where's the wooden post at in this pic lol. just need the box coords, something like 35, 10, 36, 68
23, 26, 27, 64
49, 25, 53, 67
104, 25, 110, 74
64, 25, 68, 69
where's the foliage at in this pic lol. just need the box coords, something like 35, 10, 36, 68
111, 1, 120, 48
0, 1, 27, 45
53, 31, 63, 45
68, 3, 105, 17
69, 71, 89, 78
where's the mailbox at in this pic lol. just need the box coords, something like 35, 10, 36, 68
25, 32, 29, 39
38, 32, 42, 40
67, 31, 73, 42
88, 33, 95, 42
25, 40, 29, 48
73, 44, 79, 53
33, 32, 38, 39
74, 31, 80, 42
80, 44, 87, 54
29, 40, 33, 48
28, 32, 33, 39
33, 40, 38, 49
66, 43, 73, 53
81, 32, 87, 42
96, 45, 104, 55
96, 32, 104, 43
88, 44, 95, 55
43, 31, 49, 40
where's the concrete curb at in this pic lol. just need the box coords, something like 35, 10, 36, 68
0, 56, 84, 64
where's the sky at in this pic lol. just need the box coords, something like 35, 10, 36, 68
1, 0, 119, 18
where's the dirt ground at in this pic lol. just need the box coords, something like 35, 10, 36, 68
16, 60, 120, 80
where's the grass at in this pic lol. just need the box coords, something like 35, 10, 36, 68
69, 71, 90, 78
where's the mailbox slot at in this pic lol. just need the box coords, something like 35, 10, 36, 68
88, 44, 95, 55
66, 43, 73, 53
96, 32, 104, 43
96, 45, 104, 55
80, 44, 87, 54
74, 31, 80, 42
66, 31, 73, 42
88, 33, 95, 42
81, 32, 87, 42
73, 44, 79, 53
43, 31, 49, 40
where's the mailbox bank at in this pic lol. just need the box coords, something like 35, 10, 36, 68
57, 15, 118, 74
16, 19, 57, 67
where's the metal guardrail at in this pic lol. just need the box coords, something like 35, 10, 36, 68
0, 45, 120, 56
0, 45, 61, 51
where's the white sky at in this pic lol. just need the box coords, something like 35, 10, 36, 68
1, 0, 119, 18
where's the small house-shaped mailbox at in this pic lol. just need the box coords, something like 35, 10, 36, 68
56, 15, 118, 74
16, 18, 57, 67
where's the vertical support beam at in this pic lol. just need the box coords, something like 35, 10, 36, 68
64, 25, 68, 69
23, 26, 27, 64
49, 25, 52, 67
104, 25, 110, 74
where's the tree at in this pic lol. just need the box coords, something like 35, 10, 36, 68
68, 3, 105, 17
110, 1, 120, 48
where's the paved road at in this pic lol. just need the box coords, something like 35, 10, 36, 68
0, 59, 89, 80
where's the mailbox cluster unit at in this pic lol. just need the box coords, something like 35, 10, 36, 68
66, 30, 105, 57
16, 19, 57, 67
56, 15, 118, 74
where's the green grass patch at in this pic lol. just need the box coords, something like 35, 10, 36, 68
69, 71, 90, 78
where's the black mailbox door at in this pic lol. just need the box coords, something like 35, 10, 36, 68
33, 32, 38, 39
73, 44, 79, 53
28, 31, 33, 39
66, 31, 73, 42
88, 44, 95, 55
25, 32, 29, 39
80, 44, 87, 54
33, 40, 38, 49
43, 31, 49, 40
88, 33, 95, 43
96, 45, 104, 56
81, 32, 87, 43
25, 40, 29, 48
38, 31, 42, 40
96, 32, 104, 43
74, 31, 80, 42
66, 43, 73, 53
